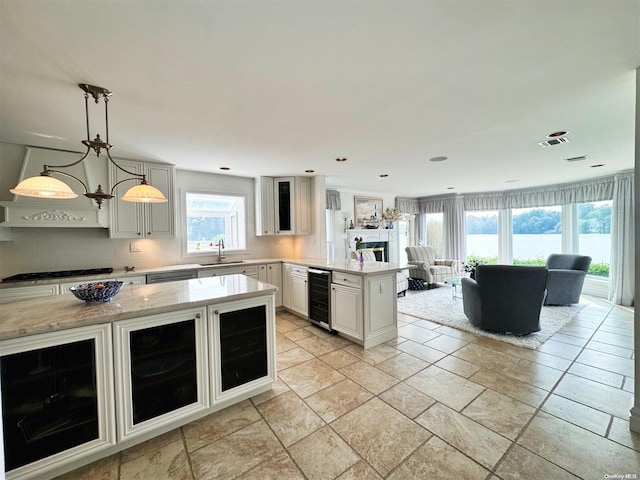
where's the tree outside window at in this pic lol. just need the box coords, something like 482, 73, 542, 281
185, 192, 246, 253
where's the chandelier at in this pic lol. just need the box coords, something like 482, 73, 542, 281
10, 83, 167, 209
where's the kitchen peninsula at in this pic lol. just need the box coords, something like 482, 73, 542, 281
0, 260, 401, 479
0, 275, 278, 480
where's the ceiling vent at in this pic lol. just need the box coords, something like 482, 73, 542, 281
565, 155, 589, 163
538, 137, 570, 148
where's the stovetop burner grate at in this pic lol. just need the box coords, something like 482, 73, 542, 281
2, 267, 114, 282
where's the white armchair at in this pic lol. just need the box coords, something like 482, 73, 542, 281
405, 246, 457, 289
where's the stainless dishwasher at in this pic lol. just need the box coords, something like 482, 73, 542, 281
146, 270, 199, 284
308, 268, 331, 330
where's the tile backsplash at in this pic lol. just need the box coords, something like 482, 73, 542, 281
0, 228, 277, 278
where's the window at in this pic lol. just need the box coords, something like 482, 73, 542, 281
425, 213, 444, 257
326, 210, 335, 262
185, 192, 246, 254
465, 211, 498, 264
512, 206, 561, 266
577, 201, 611, 277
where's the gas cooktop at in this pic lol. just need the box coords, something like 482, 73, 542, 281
2, 267, 114, 282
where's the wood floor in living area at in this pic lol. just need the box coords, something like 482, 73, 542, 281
56, 295, 638, 480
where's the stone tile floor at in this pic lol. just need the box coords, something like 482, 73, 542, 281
56, 294, 638, 479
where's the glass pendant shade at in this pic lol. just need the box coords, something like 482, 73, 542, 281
121, 183, 167, 203
10, 175, 78, 199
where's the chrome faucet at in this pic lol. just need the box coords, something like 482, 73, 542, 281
217, 238, 225, 263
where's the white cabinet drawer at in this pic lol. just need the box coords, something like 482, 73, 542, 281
0, 284, 60, 303
332, 272, 362, 288
198, 265, 258, 278
288, 264, 307, 276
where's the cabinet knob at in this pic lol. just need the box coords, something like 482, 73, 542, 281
195, 313, 201, 319
137, 232, 141, 236
213, 310, 219, 315
147, 232, 151, 235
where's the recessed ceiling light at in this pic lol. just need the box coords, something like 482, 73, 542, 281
505, 179, 520, 183
429, 156, 448, 162
336, 157, 347, 162
590, 164, 605, 168
446, 186, 455, 190
378, 174, 388, 178
220, 167, 230, 171
304, 169, 315, 173
547, 130, 569, 138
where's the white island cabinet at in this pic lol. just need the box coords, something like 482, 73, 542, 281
113, 307, 209, 442
0, 324, 115, 480
283, 259, 400, 349
0, 275, 276, 480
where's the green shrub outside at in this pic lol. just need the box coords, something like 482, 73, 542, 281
466, 255, 609, 277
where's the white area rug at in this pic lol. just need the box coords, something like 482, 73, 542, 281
397, 285, 586, 349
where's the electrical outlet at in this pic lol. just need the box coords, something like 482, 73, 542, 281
129, 242, 141, 252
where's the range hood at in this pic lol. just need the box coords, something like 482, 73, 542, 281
0, 143, 109, 228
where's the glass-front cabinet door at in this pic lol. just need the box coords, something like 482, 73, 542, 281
113, 308, 209, 441
1, 324, 115, 480
209, 296, 276, 406
275, 177, 295, 235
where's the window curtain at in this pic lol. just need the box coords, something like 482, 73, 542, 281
443, 196, 466, 262
609, 172, 634, 306
417, 194, 465, 261
325, 189, 341, 210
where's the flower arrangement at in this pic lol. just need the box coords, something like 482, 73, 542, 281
463, 258, 484, 279
381, 207, 402, 222
354, 236, 364, 251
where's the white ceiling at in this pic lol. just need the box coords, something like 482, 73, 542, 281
1, 1, 638, 198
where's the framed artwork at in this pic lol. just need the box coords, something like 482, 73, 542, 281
354, 196, 383, 228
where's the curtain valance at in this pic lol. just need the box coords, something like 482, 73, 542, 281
395, 196, 419, 214
325, 189, 341, 210
461, 173, 628, 211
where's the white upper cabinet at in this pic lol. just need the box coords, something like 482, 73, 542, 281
109, 159, 175, 238
255, 176, 312, 236
255, 176, 275, 236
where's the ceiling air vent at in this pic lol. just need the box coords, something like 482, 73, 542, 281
538, 137, 570, 148
565, 155, 589, 163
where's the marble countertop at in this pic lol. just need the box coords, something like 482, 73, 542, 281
1, 258, 405, 288
0, 274, 277, 341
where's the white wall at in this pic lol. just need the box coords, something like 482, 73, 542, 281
0, 168, 329, 277
0, 169, 282, 277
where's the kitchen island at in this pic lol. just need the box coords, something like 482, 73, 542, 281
0, 275, 277, 480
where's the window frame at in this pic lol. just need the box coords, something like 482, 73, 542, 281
181, 189, 248, 258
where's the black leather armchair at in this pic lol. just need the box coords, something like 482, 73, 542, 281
461, 265, 548, 335
544, 254, 592, 305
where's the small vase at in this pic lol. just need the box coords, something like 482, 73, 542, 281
359, 251, 364, 267
388, 222, 394, 229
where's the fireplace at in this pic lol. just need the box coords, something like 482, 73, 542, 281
361, 241, 388, 262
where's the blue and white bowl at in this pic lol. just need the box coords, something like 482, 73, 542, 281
70, 281, 123, 303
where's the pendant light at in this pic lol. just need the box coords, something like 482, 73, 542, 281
10, 83, 167, 209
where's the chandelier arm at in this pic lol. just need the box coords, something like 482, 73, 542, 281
42, 147, 92, 171
44, 169, 90, 195
105, 150, 146, 179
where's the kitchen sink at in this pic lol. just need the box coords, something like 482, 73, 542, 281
199, 261, 245, 266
